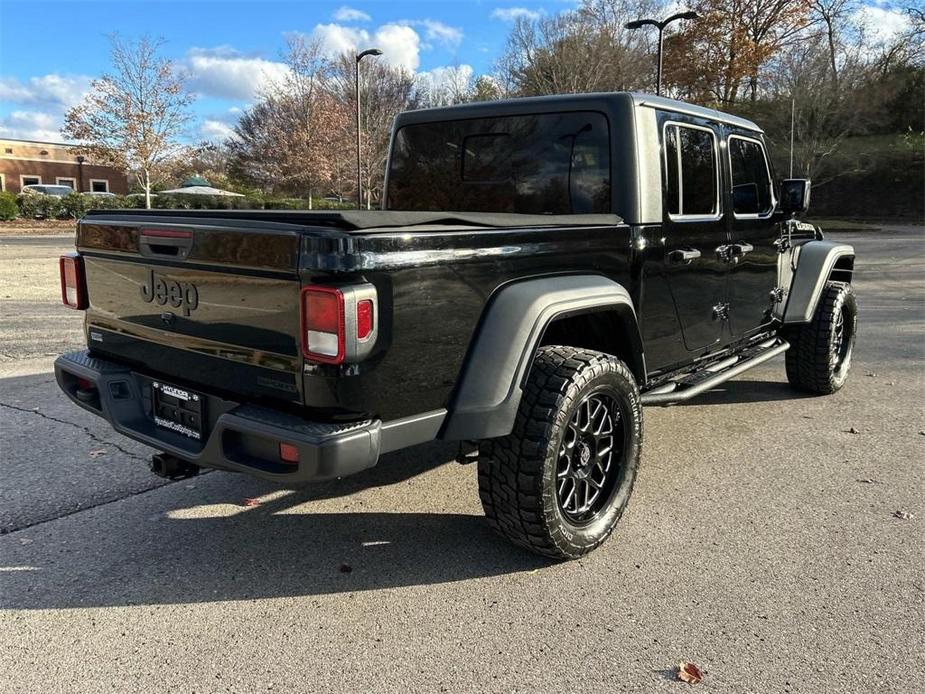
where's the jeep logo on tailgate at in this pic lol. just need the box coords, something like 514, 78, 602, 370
140, 269, 199, 316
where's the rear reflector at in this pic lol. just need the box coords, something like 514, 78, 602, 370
301, 286, 345, 364
59, 253, 87, 309
356, 300, 374, 340
278, 442, 300, 464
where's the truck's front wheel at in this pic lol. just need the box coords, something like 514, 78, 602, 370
785, 281, 857, 394
477, 346, 642, 559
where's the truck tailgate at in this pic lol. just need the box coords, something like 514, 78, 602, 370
77, 216, 310, 404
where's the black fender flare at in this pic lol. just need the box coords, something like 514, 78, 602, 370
783, 241, 855, 324
441, 275, 642, 441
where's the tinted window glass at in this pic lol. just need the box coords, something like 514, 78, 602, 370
462, 134, 511, 182
663, 124, 718, 216
664, 126, 680, 215
729, 137, 772, 215
387, 112, 611, 214
679, 127, 717, 215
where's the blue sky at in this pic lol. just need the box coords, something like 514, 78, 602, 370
0, 0, 565, 143
0, 0, 913, 144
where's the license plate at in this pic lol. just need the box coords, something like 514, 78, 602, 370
152, 381, 204, 440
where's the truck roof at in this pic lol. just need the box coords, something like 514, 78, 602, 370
395, 91, 763, 134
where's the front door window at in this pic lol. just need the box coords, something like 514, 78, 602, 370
729, 137, 773, 217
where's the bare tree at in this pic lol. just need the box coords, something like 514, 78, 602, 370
63, 35, 193, 208
496, 1, 662, 97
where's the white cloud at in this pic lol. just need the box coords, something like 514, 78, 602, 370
200, 119, 237, 143
0, 110, 69, 142
0, 74, 92, 110
491, 7, 543, 22
184, 46, 289, 101
853, 5, 911, 47
333, 6, 371, 22
312, 22, 422, 71
404, 19, 464, 47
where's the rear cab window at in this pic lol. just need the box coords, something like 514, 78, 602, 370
386, 111, 611, 214
662, 121, 720, 220
728, 135, 775, 216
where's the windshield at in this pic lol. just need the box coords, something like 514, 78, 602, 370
29, 185, 74, 196
387, 111, 611, 214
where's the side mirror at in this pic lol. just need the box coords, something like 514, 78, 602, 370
779, 179, 811, 215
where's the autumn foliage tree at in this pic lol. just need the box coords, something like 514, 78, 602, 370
227, 36, 348, 202
665, 0, 812, 105
329, 54, 418, 206
63, 35, 193, 208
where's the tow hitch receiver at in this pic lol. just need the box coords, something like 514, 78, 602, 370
150, 453, 200, 480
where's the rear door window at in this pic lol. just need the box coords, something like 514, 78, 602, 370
729, 136, 774, 216
663, 122, 720, 218
387, 111, 611, 214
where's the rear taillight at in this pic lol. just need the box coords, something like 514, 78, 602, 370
300, 283, 378, 365
59, 253, 87, 309
301, 286, 345, 364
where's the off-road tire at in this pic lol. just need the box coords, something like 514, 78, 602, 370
477, 346, 642, 560
785, 281, 857, 394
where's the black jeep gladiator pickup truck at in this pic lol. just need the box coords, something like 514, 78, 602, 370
56, 93, 857, 559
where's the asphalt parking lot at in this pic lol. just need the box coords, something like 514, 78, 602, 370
1, 226, 923, 693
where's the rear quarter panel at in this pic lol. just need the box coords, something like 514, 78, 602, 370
301, 224, 634, 420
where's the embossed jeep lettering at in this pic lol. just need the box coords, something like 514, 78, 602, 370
140, 269, 199, 316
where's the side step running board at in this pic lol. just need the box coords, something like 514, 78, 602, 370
641, 338, 790, 406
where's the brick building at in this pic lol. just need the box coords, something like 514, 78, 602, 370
0, 138, 129, 194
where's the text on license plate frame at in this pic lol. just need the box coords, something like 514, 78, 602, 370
152, 380, 204, 440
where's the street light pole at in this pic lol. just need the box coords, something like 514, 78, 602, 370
355, 48, 382, 209
76, 155, 85, 193
625, 11, 699, 96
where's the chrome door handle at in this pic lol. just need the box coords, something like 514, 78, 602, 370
668, 248, 701, 264
732, 242, 754, 256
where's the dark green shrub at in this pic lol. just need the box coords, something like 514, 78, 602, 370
61, 192, 92, 219
0, 191, 17, 220
18, 193, 65, 219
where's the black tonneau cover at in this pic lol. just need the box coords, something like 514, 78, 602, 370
83, 209, 623, 231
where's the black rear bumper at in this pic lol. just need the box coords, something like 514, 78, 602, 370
54, 351, 381, 483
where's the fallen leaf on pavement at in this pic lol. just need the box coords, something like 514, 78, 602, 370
339, 563, 353, 574
88, 449, 107, 459
847, 427, 860, 434
241, 498, 260, 507
677, 661, 704, 684
19, 538, 33, 545
893, 510, 914, 520
856, 478, 882, 484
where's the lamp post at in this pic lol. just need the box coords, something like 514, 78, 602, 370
76, 155, 85, 192
355, 48, 382, 209
625, 11, 699, 96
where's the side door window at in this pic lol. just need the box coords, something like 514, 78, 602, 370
728, 136, 774, 216
663, 122, 720, 219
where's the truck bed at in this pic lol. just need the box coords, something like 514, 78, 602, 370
74, 209, 631, 422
